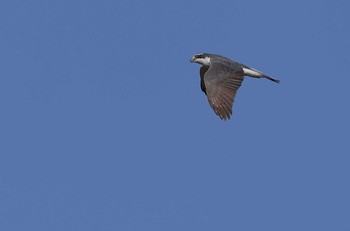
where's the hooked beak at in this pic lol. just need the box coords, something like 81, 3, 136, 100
190, 56, 195, 63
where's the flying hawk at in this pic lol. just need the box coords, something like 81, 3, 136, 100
190, 53, 279, 120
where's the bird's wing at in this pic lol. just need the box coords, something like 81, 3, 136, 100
200, 65, 209, 94
204, 62, 244, 120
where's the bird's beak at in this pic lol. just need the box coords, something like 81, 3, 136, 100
190, 56, 195, 63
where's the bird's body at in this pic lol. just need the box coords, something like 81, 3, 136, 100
190, 53, 279, 120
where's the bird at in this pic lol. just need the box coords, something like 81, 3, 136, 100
190, 53, 280, 120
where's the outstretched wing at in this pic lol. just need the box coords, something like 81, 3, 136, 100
204, 62, 244, 120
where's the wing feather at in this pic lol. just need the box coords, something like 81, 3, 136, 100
203, 62, 244, 120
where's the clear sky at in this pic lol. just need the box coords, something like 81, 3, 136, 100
1, 0, 349, 230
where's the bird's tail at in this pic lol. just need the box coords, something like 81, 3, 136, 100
242, 66, 280, 83
262, 74, 280, 83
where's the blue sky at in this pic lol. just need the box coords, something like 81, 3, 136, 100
1, 0, 349, 230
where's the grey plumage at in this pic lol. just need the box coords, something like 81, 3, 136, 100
190, 53, 279, 120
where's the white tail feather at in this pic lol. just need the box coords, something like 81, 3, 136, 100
242, 67, 263, 77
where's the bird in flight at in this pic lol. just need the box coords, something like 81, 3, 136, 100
190, 53, 280, 120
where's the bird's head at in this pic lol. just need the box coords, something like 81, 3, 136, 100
190, 53, 211, 66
